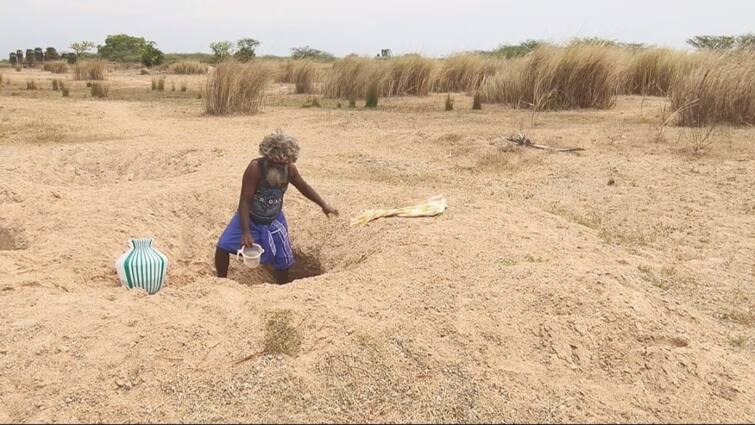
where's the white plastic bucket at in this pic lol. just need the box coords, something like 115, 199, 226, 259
236, 244, 264, 268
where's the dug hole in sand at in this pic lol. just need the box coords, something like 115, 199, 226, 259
1, 68, 754, 423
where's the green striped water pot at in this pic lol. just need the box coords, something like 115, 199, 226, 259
115, 238, 169, 294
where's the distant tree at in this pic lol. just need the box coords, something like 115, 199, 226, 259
62, 53, 77, 64
570, 37, 619, 47
141, 42, 164, 67
44, 47, 60, 61
569, 37, 645, 49
290, 45, 335, 61
486, 40, 541, 58
70, 41, 95, 56
687, 34, 755, 50
738, 34, 755, 50
210, 41, 235, 61
98, 34, 150, 62
686, 35, 737, 50
234, 38, 260, 62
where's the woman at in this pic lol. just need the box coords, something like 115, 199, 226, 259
215, 132, 338, 283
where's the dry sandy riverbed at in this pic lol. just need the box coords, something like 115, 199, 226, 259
1, 67, 754, 422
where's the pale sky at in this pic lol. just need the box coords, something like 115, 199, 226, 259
1, 0, 753, 57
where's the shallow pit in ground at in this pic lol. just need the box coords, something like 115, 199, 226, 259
233, 248, 326, 286
0, 226, 26, 251
38, 148, 208, 186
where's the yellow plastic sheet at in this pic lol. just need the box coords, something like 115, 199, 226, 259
350, 195, 448, 226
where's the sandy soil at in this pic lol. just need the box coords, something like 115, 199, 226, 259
1, 67, 754, 423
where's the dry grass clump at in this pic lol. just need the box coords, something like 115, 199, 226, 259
168, 61, 208, 75
445, 94, 454, 111
262, 310, 302, 356
281, 60, 317, 94
472, 91, 482, 110
90, 82, 109, 98
323, 55, 371, 100
204, 60, 273, 115
669, 53, 755, 126
323, 55, 390, 102
26, 80, 37, 90
62, 86, 70, 97
383, 54, 435, 96
480, 45, 620, 110
323, 55, 388, 102
42, 61, 68, 74
73, 60, 106, 81
622, 48, 700, 96
435, 54, 499, 93
180, 81, 188, 92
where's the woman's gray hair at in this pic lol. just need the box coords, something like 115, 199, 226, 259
259, 131, 300, 163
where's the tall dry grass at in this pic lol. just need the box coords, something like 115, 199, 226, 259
204, 60, 273, 115
42, 61, 68, 74
323, 55, 387, 101
280, 60, 318, 94
480, 45, 620, 110
168, 61, 208, 75
73, 61, 106, 80
90, 82, 109, 98
434, 54, 499, 93
621, 48, 699, 96
382, 54, 435, 96
324, 55, 435, 98
669, 53, 755, 126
